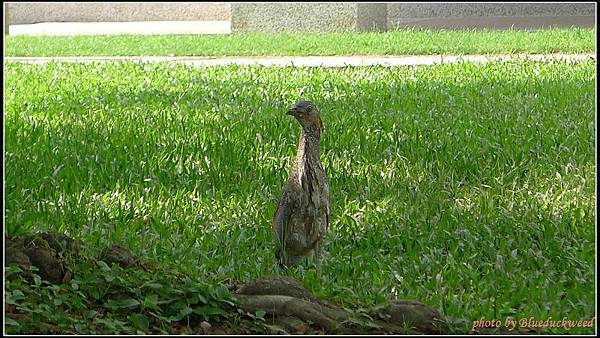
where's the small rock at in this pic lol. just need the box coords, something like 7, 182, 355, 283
385, 299, 449, 334
101, 245, 137, 267
40, 232, 81, 255
6, 236, 25, 249
5, 245, 31, 280
23, 247, 64, 284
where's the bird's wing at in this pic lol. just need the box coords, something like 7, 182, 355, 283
273, 187, 293, 244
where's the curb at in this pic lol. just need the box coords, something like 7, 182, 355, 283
5, 54, 596, 67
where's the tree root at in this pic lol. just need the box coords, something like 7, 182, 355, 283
235, 275, 449, 334
6, 232, 451, 334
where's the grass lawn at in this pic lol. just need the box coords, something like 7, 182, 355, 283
4, 59, 596, 334
4, 27, 596, 57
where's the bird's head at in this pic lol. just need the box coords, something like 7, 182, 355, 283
286, 100, 323, 131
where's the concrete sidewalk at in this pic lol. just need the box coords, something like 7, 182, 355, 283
8, 21, 231, 36
5, 54, 596, 67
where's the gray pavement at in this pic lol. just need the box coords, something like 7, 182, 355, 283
8, 20, 231, 36
5, 54, 596, 67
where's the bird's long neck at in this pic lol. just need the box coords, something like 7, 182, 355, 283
291, 125, 322, 185
297, 126, 321, 165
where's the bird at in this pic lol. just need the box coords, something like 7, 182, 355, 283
273, 100, 330, 275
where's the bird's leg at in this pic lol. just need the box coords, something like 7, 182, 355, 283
315, 242, 322, 277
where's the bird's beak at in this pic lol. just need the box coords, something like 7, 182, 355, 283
286, 108, 298, 116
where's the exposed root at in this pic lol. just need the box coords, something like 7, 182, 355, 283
6, 232, 451, 334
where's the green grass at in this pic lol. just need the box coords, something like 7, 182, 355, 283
4, 27, 596, 57
4, 59, 596, 334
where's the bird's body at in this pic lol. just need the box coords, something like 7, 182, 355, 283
273, 100, 330, 274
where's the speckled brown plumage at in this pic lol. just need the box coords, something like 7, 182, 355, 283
273, 100, 330, 275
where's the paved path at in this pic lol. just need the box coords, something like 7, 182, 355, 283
9, 21, 231, 36
6, 54, 595, 67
